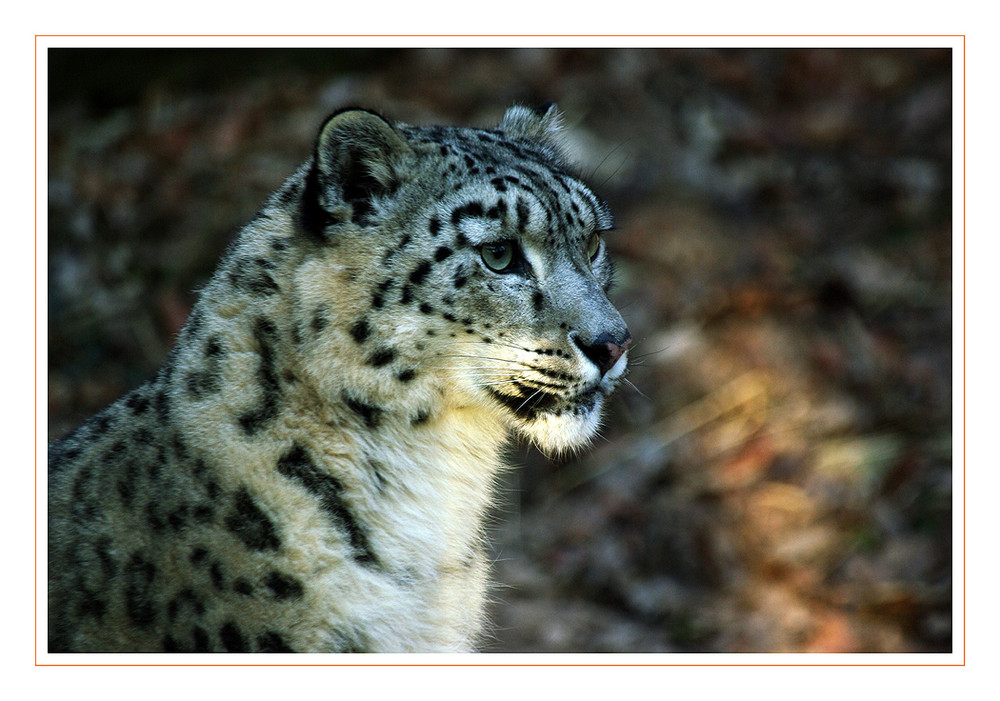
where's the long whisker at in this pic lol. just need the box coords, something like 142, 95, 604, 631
622, 377, 650, 400
591, 139, 632, 190
432, 357, 556, 378
434, 353, 531, 366
513, 387, 544, 415
628, 349, 669, 361
455, 339, 532, 353
475, 379, 526, 388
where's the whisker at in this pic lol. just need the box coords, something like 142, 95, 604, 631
434, 353, 531, 366
588, 143, 620, 182
597, 145, 632, 190
590, 139, 632, 189
513, 387, 545, 416
429, 367, 514, 373
475, 379, 525, 388
455, 339, 536, 354
628, 348, 669, 362
433, 358, 560, 380
623, 378, 650, 400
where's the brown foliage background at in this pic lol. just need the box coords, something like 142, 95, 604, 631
48, 47, 953, 652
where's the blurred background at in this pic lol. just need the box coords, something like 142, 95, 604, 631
47, 47, 953, 653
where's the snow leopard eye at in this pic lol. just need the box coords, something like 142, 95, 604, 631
586, 232, 601, 261
480, 240, 518, 272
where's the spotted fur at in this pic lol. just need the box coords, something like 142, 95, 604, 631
48, 103, 631, 653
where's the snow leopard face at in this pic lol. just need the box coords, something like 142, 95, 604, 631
292, 104, 631, 453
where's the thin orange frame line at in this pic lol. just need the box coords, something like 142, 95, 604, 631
34, 35, 966, 668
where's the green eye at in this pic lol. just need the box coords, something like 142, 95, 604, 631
586, 232, 601, 261
481, 241, 516, 272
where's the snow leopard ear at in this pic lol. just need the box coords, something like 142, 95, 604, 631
497, 101, 565, 148
304, 108, 413, 232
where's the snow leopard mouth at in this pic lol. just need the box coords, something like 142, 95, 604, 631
484, 385, 562, 422
484, 379, 610, 423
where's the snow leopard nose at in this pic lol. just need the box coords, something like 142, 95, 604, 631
574, 331, 633, 376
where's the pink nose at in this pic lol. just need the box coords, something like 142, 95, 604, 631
575, 332, 632, 376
